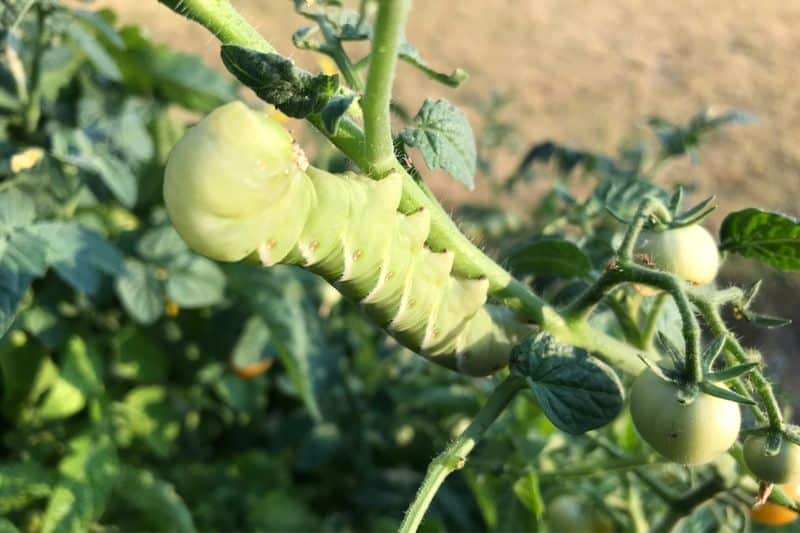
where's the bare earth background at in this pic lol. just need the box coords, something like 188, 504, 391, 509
99, 1, 799, 396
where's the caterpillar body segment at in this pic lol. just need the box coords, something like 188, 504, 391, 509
164, 101, 531, 376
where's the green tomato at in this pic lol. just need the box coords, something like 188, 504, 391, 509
547, 495, 613, 533
744, 435, 800, 484
637, 225, 720, 291
629, 368, 741, 465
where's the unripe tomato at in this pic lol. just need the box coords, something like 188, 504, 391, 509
629, 368, 741, 465
744, 435, 800, 484
636, 225, 719, 294
751, 483, 800, 526
547, 495, 613, 533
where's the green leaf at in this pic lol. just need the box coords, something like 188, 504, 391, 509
112, 26, 237, 112
231, 315, 275, 371
512, 471, 543, 519
0, 189, 35, 227
0, 342, 57, 416
505, 238, 592, 278
165, 255, 225, 309
698, 381, 756, 405
740, 310, 792, 329
0, 269, 32, 337
112, 466, 196, 533
37, 337, 104, 422
111, 327, 168, 383
320, 94, 355, 134
65, 24, 122, 81
137, 225, 188, 263
400, 98, 477, 189
114, 386, 180, 458
221, 44, 338, 118
0, 461, 55, 514
41, 433, 119, 533
35, 222, 125, 294
510, 333, 625, 434
720, 208, 800, 270
114, 259, 164, 324
707, 362, 759, 382
398, 40, 468, 88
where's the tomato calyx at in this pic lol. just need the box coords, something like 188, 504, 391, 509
638, 333, 757, 407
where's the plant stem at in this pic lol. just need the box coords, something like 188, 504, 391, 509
398, 375, 526, 533
653, 474, 730, 533
362, 0, 411, 174
563, 262, 702, 382
690, 296, 782, 428
641, 293, 668, 351
617, 197, 671, 261
158, 0, 275, 52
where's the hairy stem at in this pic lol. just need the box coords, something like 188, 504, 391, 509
641, 293, 668, 351
362, 0, 411, 173
399, 375, 527, 533
690, 296, 782, 427
563, 262, 702, 381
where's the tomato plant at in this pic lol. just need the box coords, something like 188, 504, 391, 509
751, 483, 800, 526
0, 0, 798, 532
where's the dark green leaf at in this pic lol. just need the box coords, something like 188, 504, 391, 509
221, 44, 338, 118
35, 222, 125, 294
320, 94, 354, 134
510, 333, 625, 434
114, 259, 164, 324
505, 238, 591, 278
740, 309, 792, 329
111, 466, 196, 533
231, 316, 275, 371
165, 255, 225, 308
700, 335, 727, 372
720, 208, 800, 270
111, 327, 168, 383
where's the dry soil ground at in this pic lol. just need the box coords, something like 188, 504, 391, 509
99, 1, 800, 393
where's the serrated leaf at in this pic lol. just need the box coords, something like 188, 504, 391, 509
114, 259, 164, 324
320, 94, 354, 134
699, 381, 756, 405
221, 44, 338, 118
720, 208, 800, 271
165, 255, 225, 308
510, 333, 625, 434
505, 238, 591, 278
400, 98, 477, 189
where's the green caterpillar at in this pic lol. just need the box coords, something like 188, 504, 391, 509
164, 102, 530, 376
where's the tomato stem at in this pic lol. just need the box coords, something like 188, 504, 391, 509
398, 375, 527, 533
362, 0, 411, 174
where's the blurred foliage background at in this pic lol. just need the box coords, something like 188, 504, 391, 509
0, 1, 797, 531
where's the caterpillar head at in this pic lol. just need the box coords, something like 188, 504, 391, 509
164, 101, 312, 262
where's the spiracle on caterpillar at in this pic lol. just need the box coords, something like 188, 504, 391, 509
164, 101, 531, 376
